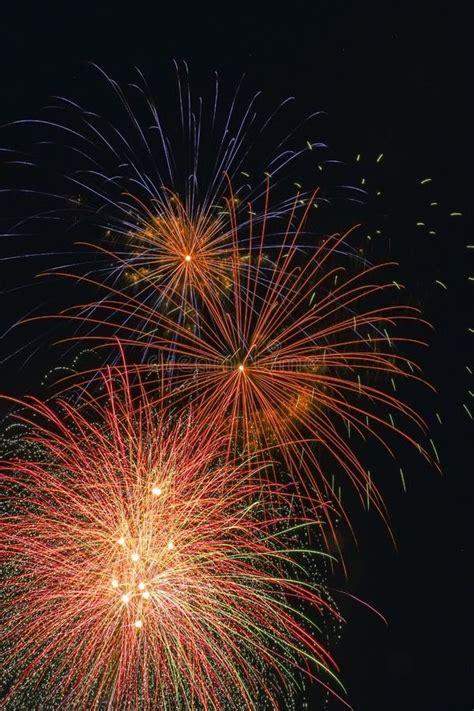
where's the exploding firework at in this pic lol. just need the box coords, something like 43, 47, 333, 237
55, 183, 438, 552
0, 366, 347, 710
1, 63, 331, 324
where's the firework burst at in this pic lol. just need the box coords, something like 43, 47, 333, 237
1, 64, 329, 321
0, 366, 347, 710
54, 183, 438, 551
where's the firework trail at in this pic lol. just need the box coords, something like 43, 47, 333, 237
0, 365, 347, 710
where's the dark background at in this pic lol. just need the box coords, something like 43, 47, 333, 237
0, 2, 472, 710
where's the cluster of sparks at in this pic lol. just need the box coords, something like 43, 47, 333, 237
0, 65, 451, 708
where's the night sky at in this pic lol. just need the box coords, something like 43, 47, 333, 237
1, 3, 472, 710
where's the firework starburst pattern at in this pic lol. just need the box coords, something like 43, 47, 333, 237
0, 369, 346, 709
0, 66, 442, 709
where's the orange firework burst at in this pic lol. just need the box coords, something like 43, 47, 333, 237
2, 64, 322, 326
0, 367, 347, 710
90, 188, 238, 313
52, 184, 438, 552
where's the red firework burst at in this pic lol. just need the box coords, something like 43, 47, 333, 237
0, 366, 347, 710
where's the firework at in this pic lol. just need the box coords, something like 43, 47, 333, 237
1, 64, 328, 321
0, 367, 347, 710
54, 183, 438, 553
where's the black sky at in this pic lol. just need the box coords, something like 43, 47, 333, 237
1, 2, 472, 710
